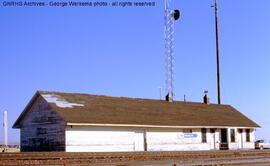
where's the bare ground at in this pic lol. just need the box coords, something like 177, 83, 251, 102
0, 150, 269, 166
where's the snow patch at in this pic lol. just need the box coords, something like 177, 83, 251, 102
42, 94, 84, 108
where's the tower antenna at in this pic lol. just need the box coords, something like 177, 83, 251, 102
164, 0, 180, 102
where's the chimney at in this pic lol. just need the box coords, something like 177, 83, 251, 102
203, 91, 210, 104
165, 93, 173, 102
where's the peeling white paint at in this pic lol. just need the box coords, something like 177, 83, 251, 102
42, 94, 84, 108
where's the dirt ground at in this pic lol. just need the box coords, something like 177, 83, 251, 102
0, 150, 269, 166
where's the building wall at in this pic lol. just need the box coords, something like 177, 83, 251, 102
66, 127, 215, 152
227, 128, 255, 150
65, 126, 142, 152
228, 128, 238, 150
65, 126, 255, 152
236, 128, 255, 149
20, 96, 66, 151
146, 128, 211, 151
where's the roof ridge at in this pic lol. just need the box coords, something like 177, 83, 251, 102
37, 90, 230, 106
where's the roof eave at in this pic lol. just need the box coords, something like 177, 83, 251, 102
66, 123, 260, 129
12, 91, 41, 129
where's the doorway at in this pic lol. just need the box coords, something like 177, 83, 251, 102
134, 131, 145, 151
220, 128, 228, 150
238, 129, 243, 149
210, 128, 216, 150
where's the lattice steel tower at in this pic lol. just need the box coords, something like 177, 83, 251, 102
164, 0, 180, 101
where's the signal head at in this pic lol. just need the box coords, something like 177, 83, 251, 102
173, 10, 180, 21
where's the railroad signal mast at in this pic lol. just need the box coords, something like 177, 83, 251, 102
164, 0, 180, 102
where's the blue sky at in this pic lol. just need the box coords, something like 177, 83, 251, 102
0, 0, 270, 144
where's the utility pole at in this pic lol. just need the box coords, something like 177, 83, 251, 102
214, 0, 221, 104
3, 111, 8, 150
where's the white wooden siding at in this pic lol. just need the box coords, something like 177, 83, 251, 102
209, 129, 220, 150
146, 129, 211, 151
228, 128, 238, 150
134, 131, 145, 151
242, 129, 255, 149
65, 126, 255, 152
229, 128, 255, 150
65, 126, 144, 152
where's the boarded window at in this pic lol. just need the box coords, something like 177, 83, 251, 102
37, 128, 47, 135
201, 128, 207, 143
230, 129, 235, 142
246, 129, 250, 142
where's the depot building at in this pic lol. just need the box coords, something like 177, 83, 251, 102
13, 91, 259, 152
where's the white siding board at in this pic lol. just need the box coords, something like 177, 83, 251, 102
237, 130, 244, 149
66, 126, 142, 152
134, 131, 145, 151
146, 129, 212, 151
65, 126, 255, 152
228, 128, 238, 150
242, 129, 255, 149
215, 129, 221, 150
66, 127, 214, 152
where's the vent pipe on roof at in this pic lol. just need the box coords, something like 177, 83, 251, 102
203, 91, 210, 104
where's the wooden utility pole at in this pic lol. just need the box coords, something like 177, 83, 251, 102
214, 0, 221, 104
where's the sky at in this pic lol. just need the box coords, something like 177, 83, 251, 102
0, 0, 270, 144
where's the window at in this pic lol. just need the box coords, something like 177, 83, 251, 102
201, 128, 207, 143
230, 129, 235, 142
37, 128, 47, 136
183, 129, 192, 133
210, 128, 216, 133
238, 129, 243, 133
246, 129, 250, 142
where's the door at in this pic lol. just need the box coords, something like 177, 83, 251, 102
220, 128, 228, 150
238, 129, 243, 149
210, 129, 216, 150
134, 131, 145, 151
221, 129, 228, 142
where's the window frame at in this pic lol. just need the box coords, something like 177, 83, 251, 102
201, 128, 207, 143
246, 129, 251, 142
183, 129, 192, 133
230, 129, 235, 143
